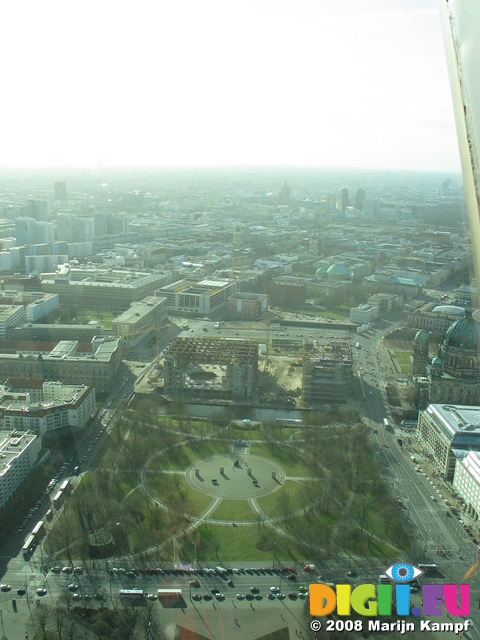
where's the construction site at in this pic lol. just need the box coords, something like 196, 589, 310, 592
163, 337, 259, 398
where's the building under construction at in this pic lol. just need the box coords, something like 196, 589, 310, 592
163, 337, 258, 398
303, 342, 353, 404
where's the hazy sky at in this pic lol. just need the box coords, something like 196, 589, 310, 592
1, 0, 461, 172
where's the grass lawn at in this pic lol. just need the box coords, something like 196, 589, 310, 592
249, 443, 311, 477
181, 522, 302, 562
209, 499, 256, 522
394, 350, 412, 373
147, 473, 213, 516
256, 480, 314, 518
150, 440, 224, 471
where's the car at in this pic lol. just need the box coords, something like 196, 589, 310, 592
62, 566, 73, 573
245, 593, 254, 600
147, 593, 157, 600
277, 593, 286, 599
210, 588, 220, 595
298, 592, 307, 599
192, 594, 202, 601
267, 593, 275, 599
203, 593, 212, 600
346, 570, 357, 578
270, 586, 280, 593
227, 579, 234, 587
17, 588, 26, 596
51, 566, 61, 574
67, 584, 79, 591
288, 593, 297, 600
74, 567, 83, 574
216, 593, 225, 600
236, 593, 245, 600
189, 580, 200, 587
36, 588, 47, 596
431, 495, 436, 501
255, 594, 262, 600
232, 568, 240, 574
287, 574, 296, 581
250, 586, 260, 593
0, 584, 11, 592
72, 593, 82, 600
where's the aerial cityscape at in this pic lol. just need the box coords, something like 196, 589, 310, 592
3, 0, 480, 637
0, 166, 479, 639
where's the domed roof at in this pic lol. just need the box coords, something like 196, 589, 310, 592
327, 263, 351, 277
442, 309, 480, 351
315, 267, 328, 276
414, 330, 428, 344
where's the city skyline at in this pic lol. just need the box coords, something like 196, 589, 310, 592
1, 0, 462, 173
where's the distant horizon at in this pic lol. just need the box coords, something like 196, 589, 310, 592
0, 163, 463, 176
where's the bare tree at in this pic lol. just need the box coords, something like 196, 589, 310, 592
33, 602, 52, 640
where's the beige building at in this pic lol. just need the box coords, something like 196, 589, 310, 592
453, 451, 480, 521
0, 337, 122, 394
112, 296, 167, 348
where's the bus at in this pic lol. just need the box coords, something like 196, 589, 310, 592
157, 589, 182, 600
60, 479, 71, 495
31, 520, 45, 541
119, 589, 144, 600
22, 534, 36, 560
418, 563, 438, 573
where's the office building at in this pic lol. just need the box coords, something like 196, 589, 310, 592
0, 431, 41, 509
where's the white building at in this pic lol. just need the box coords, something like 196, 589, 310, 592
0, 382, 96, 436
0, 305, 26, 338
156, 278, 237, 316
417, 404, 480, 478
0, 431, 41, 509
25, 293, 59, 322
349, 303, 379, 324
453, 451, 480, 521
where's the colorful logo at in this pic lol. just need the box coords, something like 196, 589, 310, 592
309, 562, 470, 618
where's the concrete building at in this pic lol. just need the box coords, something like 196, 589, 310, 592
303, 343, 353, 404
0, 381, 95, 436
163, 337, 258, 398
349, 304, 378, 324
41, 266, 168, 313
453, 451, 480, 521
25, 293, 59, 322
112, 296, 168, 349
0, 305, 26, 338
54, 182, 67, 201
157, 278, 237, 316
0, 431, 41, 509
226, 292, 268, 320
416, 404, 480, 479
0, 337, 122, 394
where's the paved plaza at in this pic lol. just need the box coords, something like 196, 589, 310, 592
185, 453, 285, 499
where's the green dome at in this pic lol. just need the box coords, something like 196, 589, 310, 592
327, 263, 351, 277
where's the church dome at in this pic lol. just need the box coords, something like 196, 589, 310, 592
327, 263, 351, 277
441, 309, 480, 351
414, 330, 428, 344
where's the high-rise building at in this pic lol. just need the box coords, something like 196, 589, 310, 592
26, 200, 47, 222
338, 187, 349, 211
54, 181, 67, 201
15, 217, 35, 246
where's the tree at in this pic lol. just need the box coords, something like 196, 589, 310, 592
33, 602, 51, 640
